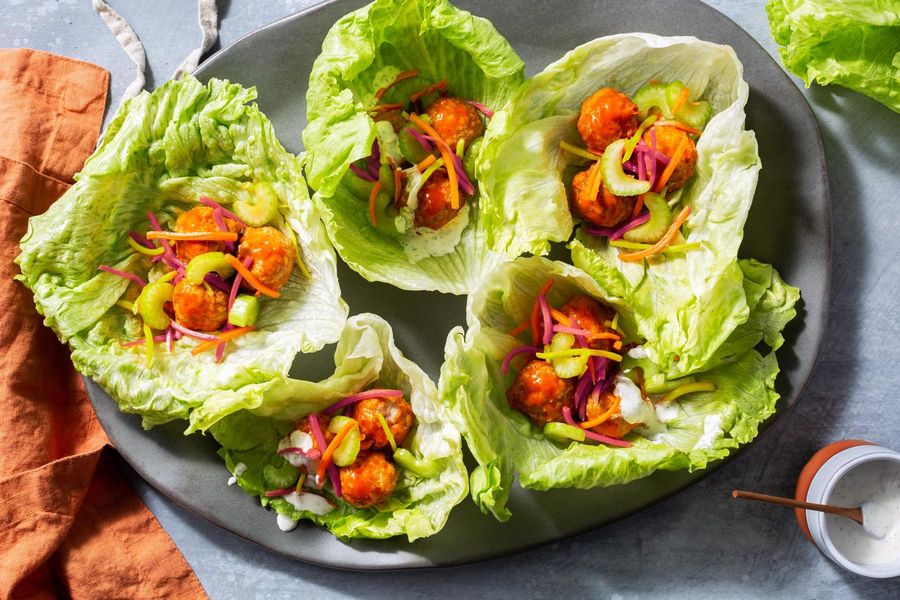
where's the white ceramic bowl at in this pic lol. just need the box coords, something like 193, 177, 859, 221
800, 443, 900, 578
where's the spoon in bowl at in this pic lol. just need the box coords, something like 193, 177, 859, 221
731, 489, 863, 525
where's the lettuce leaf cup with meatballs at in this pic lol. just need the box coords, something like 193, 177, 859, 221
439, 256, 798, 521
478, 34, 764, 377
213, 313, 467, 541
16, 77, 347, 432
303, 0, 525, 294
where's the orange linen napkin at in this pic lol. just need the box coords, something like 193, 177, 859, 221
0, 48, 206, 599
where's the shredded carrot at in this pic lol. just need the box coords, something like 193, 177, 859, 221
631, 194, 645, 220
509, 321, 530, 337
409, 79, 447, 103
618, 205, 691, 262
317, 420, 357, 483
579, 395, 621, 429
146, 231, 238, 242
393, 167, 403, 209
224, 254, 281, 298
190, 326, 255, 356
655, 120, 702, 136
368, 103, 404, 114
409, 114, 459, 209
592, 332, 621, 341
416, 154, 437, 172
613, 340, 623, 350
671, 87, 690, 114
653, 136, 690, 193
549, 308, 571, 327
374, 69, 419, 101
587, 159, 603, 204
368, 180, 382, 227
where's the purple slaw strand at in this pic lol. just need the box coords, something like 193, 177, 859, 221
407, 127, 434, 152
349, 163, 378, 182
211, 208, 235, 253
367, 140, 380, 180
98, 265, 145, 287
322, 388, 405, 415
129, 231, 156, 250
584, 212, 650, 240
501, 345, 539, 374
196, 196, 249, 229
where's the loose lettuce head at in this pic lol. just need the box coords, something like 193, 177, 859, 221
766, 0, 900, 113
16, 77, 347, 432
213, 313, 467, 541
439, 257, 797, 521
476, 33, 762, 376
303, 0, 525, 294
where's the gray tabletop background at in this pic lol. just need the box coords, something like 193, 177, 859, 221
4, 0, 899, 598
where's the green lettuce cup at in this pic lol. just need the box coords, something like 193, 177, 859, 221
303, 0, 525, 294
767, 0, 899, 113
477, 33, 763, 377
213, 313, 467, 541
439, 256, 797, 521
16, 77, 347, 433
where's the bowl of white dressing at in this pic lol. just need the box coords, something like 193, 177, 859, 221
797, 441, 900, 579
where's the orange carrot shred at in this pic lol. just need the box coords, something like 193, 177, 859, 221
317, 420, 356, 483
592, 332, 621, 341
374, 69, 419, 102
146, 231, 238, 242
224, 254, 281, 298
579, 394, 621, 429
191, 326, 255, 356
671, 87, 690, 114
509, 321, 530, 337
549, 308, 571, 327
368, 180, 382, 227
653, 136, 690, 193
409, 79, 447, 103
587, 159, 603, 205
613, 340, 623, 350
416, 154, 437, 172
618, 205, 692, 262
409, 114, 459, 209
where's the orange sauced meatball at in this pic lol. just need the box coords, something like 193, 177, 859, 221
171, 279, 228, 332
570, 162, 636, 228
506, 358, 574, 427
585, 389, 638, 439
643, 125, 697, 192
560, 295, 618, 352
373, 108, 406, 133
577, 88, 639, 153
353, 396, 415, 450
338, 452, 398, 509
295, 413, 334, 452
415, 171, 462, 230
174, 206, 242, 263
236, 226, 295, 292
425, 97, 484, 149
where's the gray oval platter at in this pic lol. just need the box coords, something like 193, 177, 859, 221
87, 0, 830, 570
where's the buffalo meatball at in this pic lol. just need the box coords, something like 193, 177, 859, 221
506, 359, 573, 427
236, 226, 295, 292
577, 88, 639, 153
560, 295, 618, 352
643, 125, 697, 191
338, 452, 398, 509
570, 162, 636, 228
353, 395, 414, 450
171, 279, 228, 332
585, 389, 637, 439
174, 206, 242, 263
415, 171, 462, 230
295, 413, 333, 452
425, 97, 484, 149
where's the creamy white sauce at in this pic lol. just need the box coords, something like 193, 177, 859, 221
401, 203, 470, 262
277, 431, 317, 469
227, 462, 247, 486
627, 346, 649, 359
826, 460, 900, 565
615, 376, 666, 437
276, 513, 298, 532
655, 401, 680, 423
693, 414, 722, 450
282, 491, 336, 516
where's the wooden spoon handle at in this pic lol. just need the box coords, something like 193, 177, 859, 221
732, 490, 863, 524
